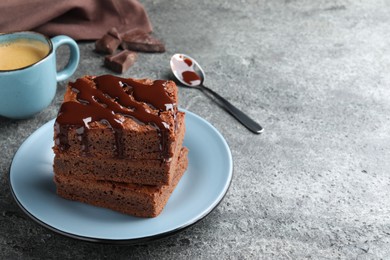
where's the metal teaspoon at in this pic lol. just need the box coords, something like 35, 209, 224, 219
170, 53, 263, 134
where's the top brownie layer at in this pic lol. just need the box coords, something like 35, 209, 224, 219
53, 75, 180, 160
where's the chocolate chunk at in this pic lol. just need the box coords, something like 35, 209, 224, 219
120, 29, 165, 53
107, 27, 121, 38
104, 50, 137, 73
95, 27, 122, 54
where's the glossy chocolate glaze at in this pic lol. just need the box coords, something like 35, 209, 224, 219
183, 58, 192, 66
182, 71, 201, 85
55, 75, 177, 159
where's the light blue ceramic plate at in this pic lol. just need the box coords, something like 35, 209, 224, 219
9, 109, 233, 244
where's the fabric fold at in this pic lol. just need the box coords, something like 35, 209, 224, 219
0, 0, 152, 40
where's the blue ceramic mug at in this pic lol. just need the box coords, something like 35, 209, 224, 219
0, 31, 79, 119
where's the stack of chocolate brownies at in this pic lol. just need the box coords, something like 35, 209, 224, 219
52, 74, 188, 217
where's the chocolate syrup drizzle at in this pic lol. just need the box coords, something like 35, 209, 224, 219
182, 70, 201, 85
183, 58, 192, 66
55, 75, 177, 159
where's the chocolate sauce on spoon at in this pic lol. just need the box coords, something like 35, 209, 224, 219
170, 55, 201, 86
182, 71, 201, 85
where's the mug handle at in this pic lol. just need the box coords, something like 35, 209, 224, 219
51, 35, 80, 82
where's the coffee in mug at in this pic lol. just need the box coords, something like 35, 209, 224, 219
0, 31, 80, 119
0, 39, 50, 70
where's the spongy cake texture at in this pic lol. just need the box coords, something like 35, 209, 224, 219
53, 75, 188, 217
55, 148, 188, 217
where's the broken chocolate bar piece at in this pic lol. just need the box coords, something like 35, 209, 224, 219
95, 27, 122, 54
121, 29, 165, 53
104, 50, 137, 73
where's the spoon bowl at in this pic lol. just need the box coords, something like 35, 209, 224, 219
170, 53, 263, 134
170, 54, 205, 87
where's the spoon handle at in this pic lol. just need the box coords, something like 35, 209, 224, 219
201, 85, 263, 134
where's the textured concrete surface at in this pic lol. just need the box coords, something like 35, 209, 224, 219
1, 0, 390, 258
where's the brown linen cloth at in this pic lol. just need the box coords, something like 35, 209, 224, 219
0, 0, 152, 40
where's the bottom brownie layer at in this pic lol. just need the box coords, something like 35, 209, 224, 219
54, 147, 188, 218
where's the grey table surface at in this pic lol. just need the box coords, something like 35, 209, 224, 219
1, 0, 390, 259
